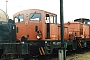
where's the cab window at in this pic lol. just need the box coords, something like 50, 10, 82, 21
14, 14, 24, 23
18, 14, 24, 22
54, 16, 57, 24
50, 15, 57, 24
50, 16, 53, 23
87, 22, 90, 24
30, 13, 41, 21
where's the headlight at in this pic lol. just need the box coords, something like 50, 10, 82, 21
21, 41, 24, 44
37, 35, 41, 39
36, 30, 42, 39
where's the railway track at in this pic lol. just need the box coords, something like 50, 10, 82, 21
66, 48, 90, 60
41, 48, 90, 60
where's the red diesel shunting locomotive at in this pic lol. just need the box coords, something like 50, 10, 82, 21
13, 9, 68, 57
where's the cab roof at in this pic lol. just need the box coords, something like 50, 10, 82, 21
13, 9, 57, 17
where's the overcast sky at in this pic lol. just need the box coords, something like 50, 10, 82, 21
0, 0, 90, 23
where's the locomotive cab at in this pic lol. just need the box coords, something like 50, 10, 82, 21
13, 9, 58, 40
74, 18, 90, 24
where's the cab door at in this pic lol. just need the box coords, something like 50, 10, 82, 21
45, 14, 58, 40
50, 15, 58, 40
45, 14, 50, 39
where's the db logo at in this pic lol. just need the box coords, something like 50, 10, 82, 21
25, 20, 28, 25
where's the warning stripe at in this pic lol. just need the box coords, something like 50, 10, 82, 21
39, 48, 42, 55
78, 40, 82, 47
41, 47, 45, 55
39, 47, 45, 55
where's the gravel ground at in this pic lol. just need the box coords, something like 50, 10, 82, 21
50, 48, 90, 60
66, 50, 90, 60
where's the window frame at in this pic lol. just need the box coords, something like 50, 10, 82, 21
50, 15, 54, 23
49, 15, 57, 24
18, 14, 24, 22
14, 14, 24, 23
30, 13, 41, 21
53, 15, 57, 24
